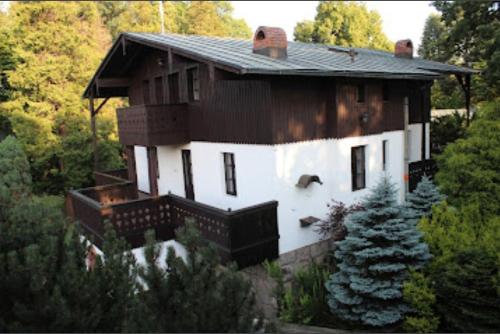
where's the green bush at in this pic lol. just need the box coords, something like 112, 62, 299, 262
435, 248, 500, 332
265, 260, 335, 327
402, 271, 439, 333
436, 99, 500, 218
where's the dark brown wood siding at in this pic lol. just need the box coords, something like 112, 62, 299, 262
120, 47, 431, 146
336, 79, 405, 138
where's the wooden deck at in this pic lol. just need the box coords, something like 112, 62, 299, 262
68, 170, 279, 268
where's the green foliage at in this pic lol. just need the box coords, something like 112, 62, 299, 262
402, 271, 439, 333
131, 220, 260, 332
326, 177, 430, 327
430, 110, 467, 156
405, 175, 444, 221
0, 2, 123, 194
265, 260, 336, 327
418, 14, 448, 62
435, 248, 500, 332
97, 1, 251, 41
0, 11, 16, 102
432, 0, 500, 101
436, 100, 500, 217
294, 1, 393, 51
0, 136, 32, 215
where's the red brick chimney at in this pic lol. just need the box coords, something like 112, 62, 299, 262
253, 26, 287, 59
395, 39, 413, 59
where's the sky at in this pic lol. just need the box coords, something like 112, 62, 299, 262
232, 1, 438, 49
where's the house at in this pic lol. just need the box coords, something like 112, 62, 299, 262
69, 27, 474, 268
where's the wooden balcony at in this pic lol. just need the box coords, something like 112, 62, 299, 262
409, 159, 437, 192
116, 104, 189, 146
68, 171, 279, 268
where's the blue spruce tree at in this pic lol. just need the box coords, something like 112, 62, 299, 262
325, 177, 430, 327
405, 175, 444, 222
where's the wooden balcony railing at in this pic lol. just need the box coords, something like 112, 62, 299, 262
116, 104, 189, 146
68, 182, 279, 268
409, 159, 437, 192
94, 168, 129, 186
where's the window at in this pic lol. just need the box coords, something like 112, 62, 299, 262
187, 67, 200, 102
351, 146, 366, 191
382, 83, 389, 101
382, 140, 388, 171
154, 76, 164, 104
223, 153, 237, 196
168, 73, 180, 104
182, 150, 195, 200
356, 84, 365, 103
142, 80, 150, 104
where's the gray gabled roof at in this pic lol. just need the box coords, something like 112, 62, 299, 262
124, 32, 476, 79
84, 32, 476, 98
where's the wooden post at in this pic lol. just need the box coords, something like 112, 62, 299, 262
147, 146, 159, 196
89, 95, 98, 171
403, 96, 410, 197
125, 146, 137, 184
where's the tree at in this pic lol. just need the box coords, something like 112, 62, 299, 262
294, 1, 393, 51
402, 271, 439, 333
132, 221, 260, 332
430, 111, 467, 156
405, 175, 444, 221
0, 2, 123, 194
418, 14, 447, 62
97, 1, 251, 40
0, 136, 32, 216
435, 99, 500, 218
435, 248, 500, 332
0, 11, 15, 103
432, 0, 500, 101
418, 13, 464, 109
325, 177, 430, 327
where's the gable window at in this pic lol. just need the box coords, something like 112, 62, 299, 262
351, 145, 366, 191
223, 152, 237, 196
187, 67, 200, 102
382, 83, 390, 101
142, 79, 150, 104
154, 76, 164, 104
356, 84, 365, 103
168, 73, 180, 104
382, 140, 388, 171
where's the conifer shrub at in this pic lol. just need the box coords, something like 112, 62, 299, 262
435, 248, 500, 333
325, 177, 430, 328
402, 271, 439, 333
265, 261, 334, 326
131, 221, 261, 333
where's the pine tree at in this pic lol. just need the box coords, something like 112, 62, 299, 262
435, 248, 500, 333
405, 175, 444, 224
325, 177, 430, 328
132, 220, 260, 332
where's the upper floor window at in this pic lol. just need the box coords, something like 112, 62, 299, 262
142, 79, 150, 104
382, 83, 390, 101
356, 84, 365, 103
351, 145, 366, 191
187, 67, 200, 102
168, 73, 180, 104
223, 152, 237, 196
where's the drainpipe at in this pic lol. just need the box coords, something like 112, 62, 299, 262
403, 96, 410, 197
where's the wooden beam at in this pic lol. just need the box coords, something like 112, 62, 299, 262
93, 97, 110, 116
96, 78, 131, 88
89, 96, 98, 170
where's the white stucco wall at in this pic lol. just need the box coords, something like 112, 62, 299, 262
134, 146, 150, 193
153, 130, 406, 254
273, 131, 405, 253
408, 123, 430, 163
